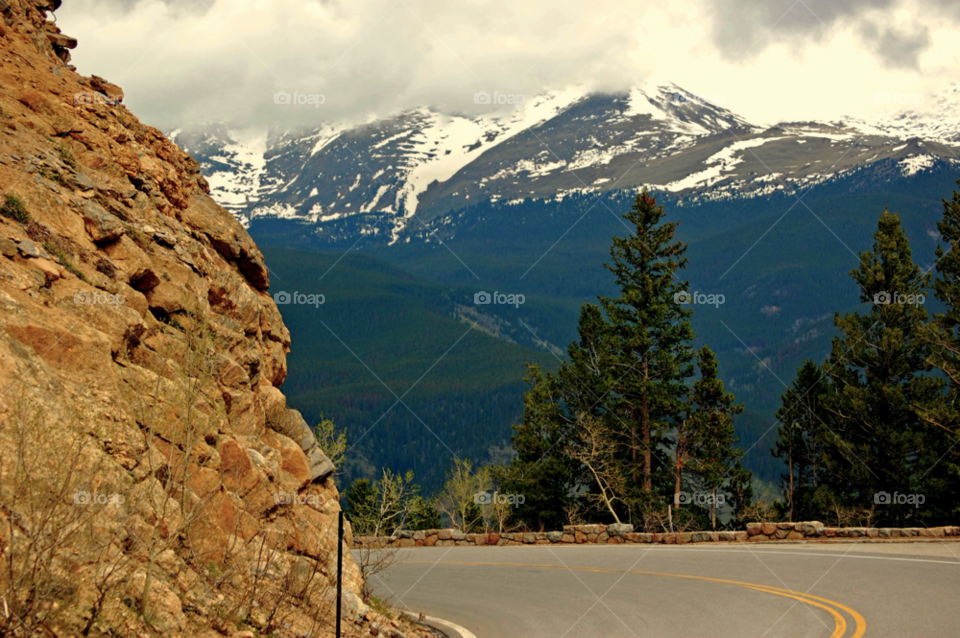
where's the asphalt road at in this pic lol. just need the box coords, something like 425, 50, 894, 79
363, 541, 960, 637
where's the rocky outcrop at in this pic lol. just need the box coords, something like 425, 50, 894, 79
0, 2, 404, 637
354, 523, 960, 548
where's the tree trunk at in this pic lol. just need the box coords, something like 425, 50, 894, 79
788, 446, 794, 523
711, 486, 717, 530
642, 358, 651, 491
674, 430, 683, 508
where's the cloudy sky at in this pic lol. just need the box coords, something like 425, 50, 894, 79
59, 0, 960, 132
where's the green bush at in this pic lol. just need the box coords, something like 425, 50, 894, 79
1, 195, 30, 223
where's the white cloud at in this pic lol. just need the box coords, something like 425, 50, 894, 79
58, 0, 960, 130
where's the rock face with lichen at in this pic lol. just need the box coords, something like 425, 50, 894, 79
0, 2, 420, 637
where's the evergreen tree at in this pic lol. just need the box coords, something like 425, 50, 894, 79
821, 210, 944, 526
344, 478, 377, 535
598, 190, 695, 513
683, 346, 747, 529
500, 365, 579, 531
772, 360, 831, 522
921, 181, 960, 522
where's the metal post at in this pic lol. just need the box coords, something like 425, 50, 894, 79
336, 509, 343, 638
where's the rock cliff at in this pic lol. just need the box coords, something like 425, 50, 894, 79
0, 2, 417, 636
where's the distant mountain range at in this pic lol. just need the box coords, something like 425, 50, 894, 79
170, 80, 960, 243
167, 81, 960, 490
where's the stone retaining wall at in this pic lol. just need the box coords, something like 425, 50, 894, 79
352, 522, 960, 548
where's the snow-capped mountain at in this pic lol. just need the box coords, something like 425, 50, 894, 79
169, 81, 960, 242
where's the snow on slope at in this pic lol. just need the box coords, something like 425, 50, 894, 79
663, 137, 786, 192
391, 88, 587, 223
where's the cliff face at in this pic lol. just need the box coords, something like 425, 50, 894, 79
0, 2, 390, 637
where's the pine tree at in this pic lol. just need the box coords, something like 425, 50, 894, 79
599, 189, 695, 507
821, 210, 943, 526
500, 365, 579, 531
921, 181, 960, 522
772, 360, 831, 523
683, 346, 746, 529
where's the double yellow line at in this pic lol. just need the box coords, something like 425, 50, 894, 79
405, 560, 867, 637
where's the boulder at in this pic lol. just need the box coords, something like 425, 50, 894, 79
262, 387, 335, 482
0, 237, 17, 258
81, 201, 124, 243
126, 573, 186, 632
18, 240, 53, 260
65, 172, 95, 191
46, 32, 78, 49
546, 531, 563, 542
606, 523, 634, 536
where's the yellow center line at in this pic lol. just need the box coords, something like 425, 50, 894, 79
402, 560, 867, 637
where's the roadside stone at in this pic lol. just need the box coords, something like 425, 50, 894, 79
450, 530, 466, 541
561, 533, 575, 543
746, 523, 763, 536
761, 522, 777, 535
437, 529, 453, 541
719, 531, 736, 541
522, 533, 536, 544
547, 531, 563, 542
606, 523, 634, 536
690, 532, 711, 543
786, 530, 803, 540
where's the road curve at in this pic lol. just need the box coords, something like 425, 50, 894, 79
363, 542, 960, 637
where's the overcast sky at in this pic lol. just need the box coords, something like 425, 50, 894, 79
58, 0, 960, 132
